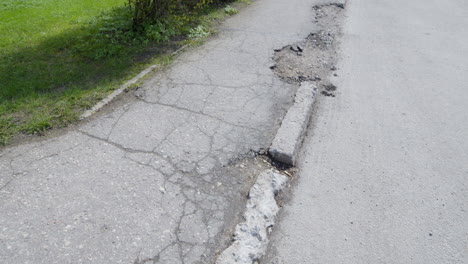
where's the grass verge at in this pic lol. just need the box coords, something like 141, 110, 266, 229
0, 0, 246, 146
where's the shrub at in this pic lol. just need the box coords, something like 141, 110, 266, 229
127, 0, 233, 28
144, 21, 177, 42
126, 0, 171, 28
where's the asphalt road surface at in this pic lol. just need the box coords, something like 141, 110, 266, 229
266, 0, 468, 263
0, 0, 322, 263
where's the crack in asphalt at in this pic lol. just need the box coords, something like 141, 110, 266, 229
0, 0, 325, 263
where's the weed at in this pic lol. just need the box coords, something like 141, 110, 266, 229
224, 5, 239, 15
188, 25, 210, 39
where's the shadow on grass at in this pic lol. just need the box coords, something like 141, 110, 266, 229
0, 7, 181, 102
0, 7, 184, 144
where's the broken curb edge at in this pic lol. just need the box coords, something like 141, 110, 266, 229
216, 2, 346, 262
269, 82, 318, 167
214, 82, 317, 264
216, 169, 289, 264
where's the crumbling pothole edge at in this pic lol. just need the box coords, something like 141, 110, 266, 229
216, 1, 345, 263
216, 169, 289, 264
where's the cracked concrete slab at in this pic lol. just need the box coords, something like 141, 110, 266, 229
0, 0, 325, 263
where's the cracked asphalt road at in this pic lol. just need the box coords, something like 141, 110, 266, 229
0, 0, 328, 263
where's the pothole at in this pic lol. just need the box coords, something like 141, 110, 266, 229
271, 3, 344, 98
258, 3, 346, 264
215, 3, 346, 264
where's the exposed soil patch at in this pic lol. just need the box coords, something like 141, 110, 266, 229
271, 31, 336, 84
271, 3, 344, 97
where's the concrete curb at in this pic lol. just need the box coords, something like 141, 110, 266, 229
216, 169, 289, 264
269, 82, 318, 166
80, 44, 189, 120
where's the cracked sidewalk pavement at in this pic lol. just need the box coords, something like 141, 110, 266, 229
0, 0, 327, 263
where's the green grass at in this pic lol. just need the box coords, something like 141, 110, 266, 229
0, 0, 136, 144
0, 0, 244, 146
1, 0, 126, 95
